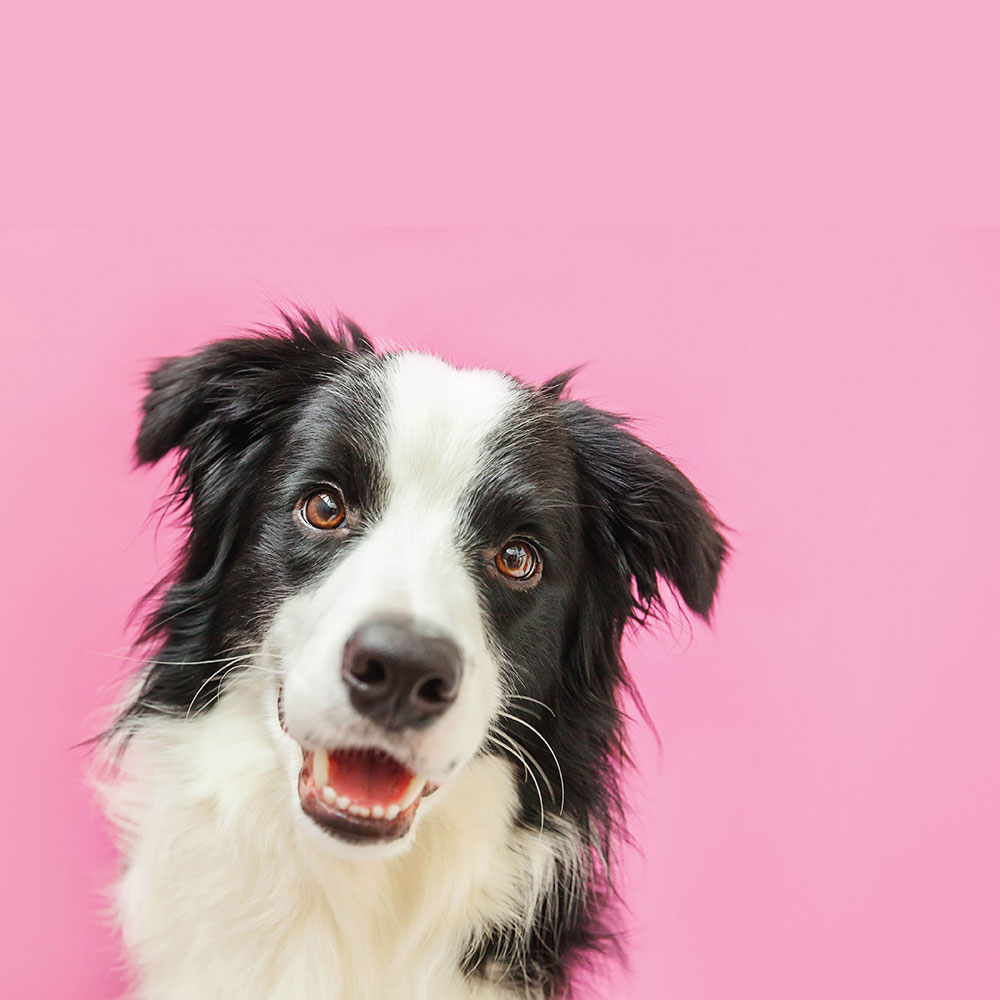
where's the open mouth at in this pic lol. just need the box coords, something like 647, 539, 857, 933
297, 747, 437, 844
279, 688, 438, 844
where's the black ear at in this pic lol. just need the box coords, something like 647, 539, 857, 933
538, 366, 583, 401
137, 312, 362, 471
136, 313, 367, 575
560, 400, 728, 621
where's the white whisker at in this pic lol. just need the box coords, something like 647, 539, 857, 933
183, 656, 256, 719
486, 731, 547, 833
489, 728, 556, 804
90, 649, 282, 667
507, 694, 556, 717
497, 711, 565, 814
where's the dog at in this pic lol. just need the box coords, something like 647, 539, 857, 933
97, 312, 727, 999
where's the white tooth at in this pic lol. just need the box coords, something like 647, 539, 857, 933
371, 805, 385, 819
336, 795, 350, 810
321, 786, 337, 805
349, 804, 370, 817
313, 748, 329, 787
385, 804, 400, 820
399, 774, 425, 811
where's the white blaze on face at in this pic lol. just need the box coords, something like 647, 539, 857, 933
277, 352, 517, 782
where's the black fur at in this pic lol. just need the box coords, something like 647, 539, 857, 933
461, 387, 726, 995
118, 312, 727, 997
122, 315, 387, 724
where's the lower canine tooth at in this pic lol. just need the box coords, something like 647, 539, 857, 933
399, 774, 425, 811
313, 748, 330, 787
385, 804, 400, 820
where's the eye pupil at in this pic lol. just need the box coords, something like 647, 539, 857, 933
505, 545, 525, 568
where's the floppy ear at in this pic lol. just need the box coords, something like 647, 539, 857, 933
137, 313, 366, 471
135, 315, 368, 618
559, 400, 728, 622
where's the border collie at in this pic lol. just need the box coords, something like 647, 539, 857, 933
97, 313, 726, 999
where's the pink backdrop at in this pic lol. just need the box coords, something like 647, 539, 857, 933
1, 228, 998, 998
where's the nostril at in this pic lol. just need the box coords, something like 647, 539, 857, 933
416, 675, 452, 705
352, 657, 386, 688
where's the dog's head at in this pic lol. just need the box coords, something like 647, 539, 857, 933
128, 315, 726, 857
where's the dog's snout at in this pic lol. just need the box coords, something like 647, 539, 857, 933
341, 618, 462, 730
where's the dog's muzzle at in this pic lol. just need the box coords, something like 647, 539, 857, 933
282, 615, 461, 845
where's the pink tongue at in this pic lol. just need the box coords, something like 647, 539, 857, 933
328, 749, 414, 807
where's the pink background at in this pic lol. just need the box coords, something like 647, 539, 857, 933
1, 228, 998, 997
4, 2, 1000, 226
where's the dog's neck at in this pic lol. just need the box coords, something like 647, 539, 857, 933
101, 675, 569, 1000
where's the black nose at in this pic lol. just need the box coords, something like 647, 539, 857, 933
341, 617, 462, 730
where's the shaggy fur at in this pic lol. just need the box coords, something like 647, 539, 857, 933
98, 312, 727, 999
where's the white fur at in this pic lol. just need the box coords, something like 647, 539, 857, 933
99, 673, 576, 1000
279, 353, 519, 855
99, 353, 581, 998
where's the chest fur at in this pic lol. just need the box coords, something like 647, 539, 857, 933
101, 683, 559, 1000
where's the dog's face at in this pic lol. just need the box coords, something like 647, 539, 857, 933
266, 351, 579, 853
131, 317, 726, 858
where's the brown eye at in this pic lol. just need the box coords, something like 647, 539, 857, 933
301, 489, 346, 529
495, 539, 541, 581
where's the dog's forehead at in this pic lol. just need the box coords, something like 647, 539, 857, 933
382, 353, 518, 496
292, 349, 568, 523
